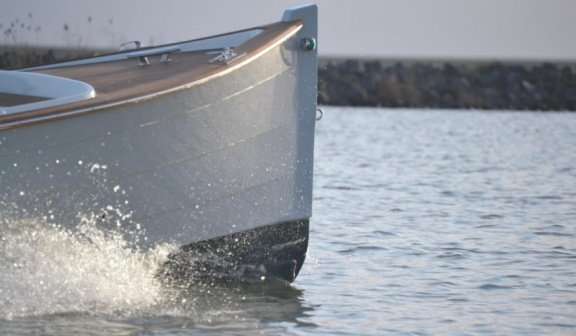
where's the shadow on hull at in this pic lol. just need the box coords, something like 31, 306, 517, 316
158, 220, 309, 286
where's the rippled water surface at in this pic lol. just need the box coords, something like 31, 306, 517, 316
2, 107, 576, 335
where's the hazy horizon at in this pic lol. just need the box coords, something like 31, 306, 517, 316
2, 0, 576, 61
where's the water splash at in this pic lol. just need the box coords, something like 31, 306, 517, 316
0, 216, 174, 320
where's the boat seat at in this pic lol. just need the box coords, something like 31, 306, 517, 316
0, 70, 95, 115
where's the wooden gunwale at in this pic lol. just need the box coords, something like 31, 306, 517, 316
0, 20, 302, 129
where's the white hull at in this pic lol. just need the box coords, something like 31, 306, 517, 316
0, 5, 317, 282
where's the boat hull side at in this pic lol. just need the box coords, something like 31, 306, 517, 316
0, 6, 317, 283
1, 37, 313, 240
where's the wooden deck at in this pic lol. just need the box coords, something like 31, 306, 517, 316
0, 20, 302, 126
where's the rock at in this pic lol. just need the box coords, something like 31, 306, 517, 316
318, 58, 576, 111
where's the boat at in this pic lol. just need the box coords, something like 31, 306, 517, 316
0, 5, 318, 283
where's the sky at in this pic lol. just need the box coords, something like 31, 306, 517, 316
2, 0, 576, 61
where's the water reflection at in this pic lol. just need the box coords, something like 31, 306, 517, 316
159, 281, 317, 329
0, 280, 317, 335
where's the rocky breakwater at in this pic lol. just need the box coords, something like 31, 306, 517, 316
318, 59, 576, 111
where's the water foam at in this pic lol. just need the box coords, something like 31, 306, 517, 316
0, 216, 174, 320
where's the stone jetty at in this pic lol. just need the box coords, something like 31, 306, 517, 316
319, 59, 576, 111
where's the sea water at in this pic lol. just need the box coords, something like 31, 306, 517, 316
1, 106, 575, 335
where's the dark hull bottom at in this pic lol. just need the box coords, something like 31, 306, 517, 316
158, 220, 309, 285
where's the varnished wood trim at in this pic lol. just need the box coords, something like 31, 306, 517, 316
0, 20, 302, 130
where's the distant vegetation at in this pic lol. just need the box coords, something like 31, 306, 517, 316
0, 47, 102, 69
1, 12, 112, 69
319, 59, 576, 111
